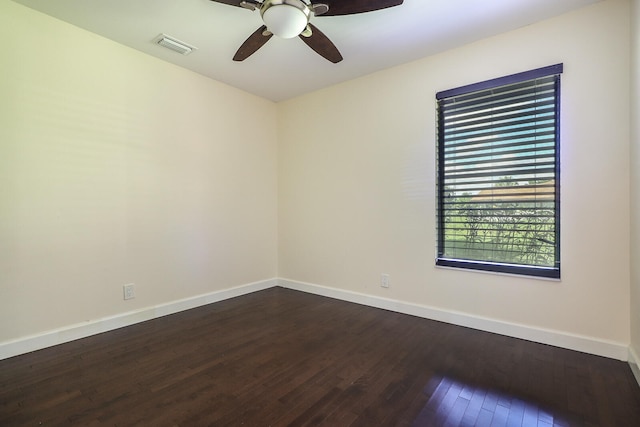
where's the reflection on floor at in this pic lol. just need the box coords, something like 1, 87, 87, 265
415, 376, 562, 426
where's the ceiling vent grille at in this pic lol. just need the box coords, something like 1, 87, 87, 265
154, 34, 196, 55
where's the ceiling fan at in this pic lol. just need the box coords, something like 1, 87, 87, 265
209, 0, 404, 63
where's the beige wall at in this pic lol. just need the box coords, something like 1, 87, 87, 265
0, 1, 278, 342
2, 0, 636, 358
279, 0, 632, 346
631, 0, 640, 361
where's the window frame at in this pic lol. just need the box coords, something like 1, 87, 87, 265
435, 64, 563, 279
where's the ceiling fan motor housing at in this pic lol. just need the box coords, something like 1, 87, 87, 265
260, 0, 311, 39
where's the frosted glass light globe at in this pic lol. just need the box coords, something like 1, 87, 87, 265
262, 3, 308, 39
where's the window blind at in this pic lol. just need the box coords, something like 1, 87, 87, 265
436, 64, 562, 278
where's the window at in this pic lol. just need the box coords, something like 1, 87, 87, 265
436, 64, 563, 278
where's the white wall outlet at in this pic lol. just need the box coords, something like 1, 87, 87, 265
123, 283, 135, 300
381, 274, 390, 288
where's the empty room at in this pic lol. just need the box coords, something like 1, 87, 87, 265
1, 0, 640, 425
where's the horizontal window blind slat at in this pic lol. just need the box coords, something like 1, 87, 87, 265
444, 114, 555, 137
445, 129, 555, 151
443, 122, 555, 144
445, 161, 556, 178
443, 204, 556, 211
443, 205, 556, 213
444, 169, 555, 183
443, 105, 556, 128
443, 239, 555, 246
443, 221, 556, 228
444, 153, 555, 168
442, 143, 555, 163
441, 88, 556, 116
442, 98, 556, 121
442, 176, 555, 188
442, 212, 555, 218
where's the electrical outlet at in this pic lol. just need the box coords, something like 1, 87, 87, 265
381, 274, 390, 288
123, 283, 135, 300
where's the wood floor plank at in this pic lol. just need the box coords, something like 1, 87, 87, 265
1, 287, 639, 426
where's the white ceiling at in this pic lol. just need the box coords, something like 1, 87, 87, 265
13, 0, 600, 102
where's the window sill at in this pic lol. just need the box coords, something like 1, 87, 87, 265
436, 259, 561, 281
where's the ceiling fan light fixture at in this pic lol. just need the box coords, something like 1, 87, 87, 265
260, 0, 310, 39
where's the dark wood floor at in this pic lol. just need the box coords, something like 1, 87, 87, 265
1, 287, 639, 426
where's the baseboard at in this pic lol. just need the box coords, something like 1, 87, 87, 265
629, 346, 640, 388
278, 278, 629, 361
2, 277, 631, 364
0, 278, 277, 361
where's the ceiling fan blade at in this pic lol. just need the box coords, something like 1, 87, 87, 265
209, 0, 261, 10
233, 26, 273, 61
320, 0, 404, 16
209, 0, 244, 7
233, 25, 273, 61
299, 24, 343, 63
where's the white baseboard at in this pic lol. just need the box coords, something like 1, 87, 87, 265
0, 278, 277, 361
278, 278, 630, 361
2, 277, 632, 365
629, 346, 640, 388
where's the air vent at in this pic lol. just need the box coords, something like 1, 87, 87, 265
154, 34, 196, 56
